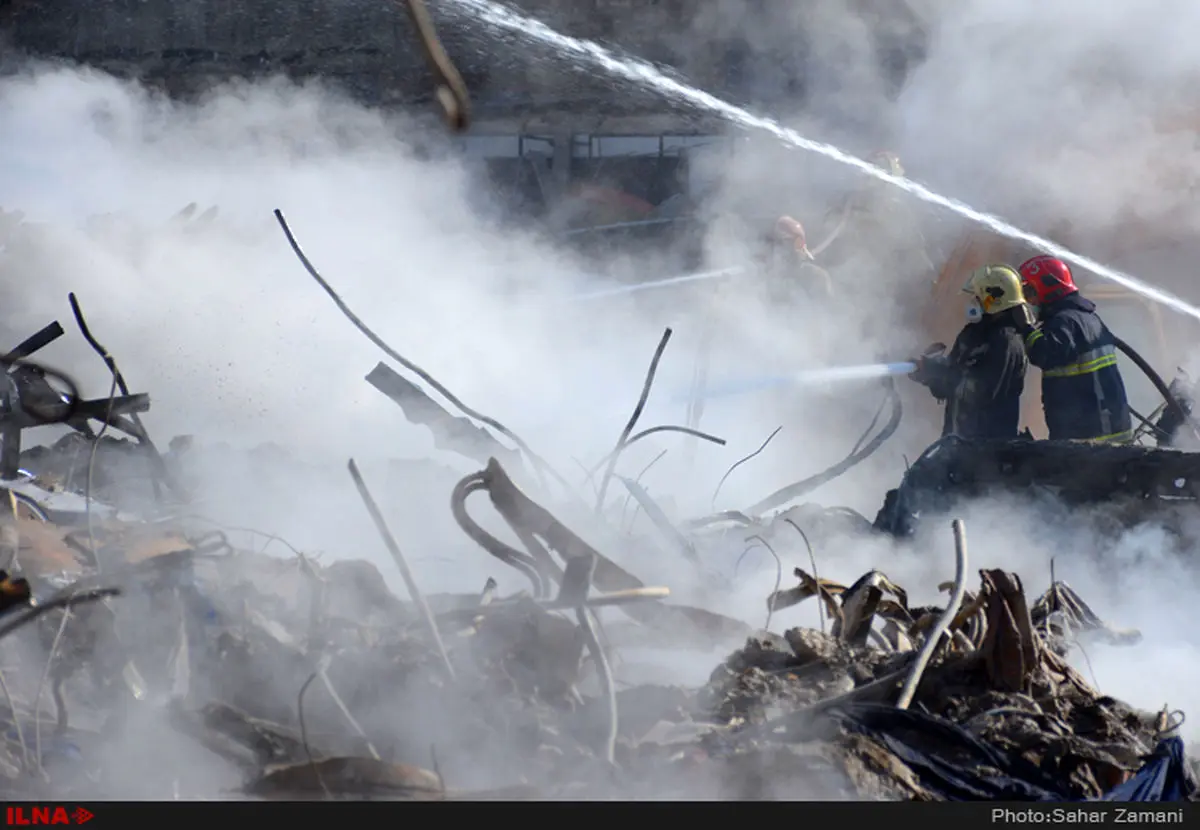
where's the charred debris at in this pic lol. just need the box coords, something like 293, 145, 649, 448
0, 228, 1191, 802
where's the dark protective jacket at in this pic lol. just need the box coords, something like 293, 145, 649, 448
920, 311, 1028, 440
1024, 293, 1132, 442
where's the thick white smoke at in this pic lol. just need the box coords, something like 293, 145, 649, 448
0, 59, 917, 593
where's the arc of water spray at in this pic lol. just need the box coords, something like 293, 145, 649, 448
676, 361, 918, 403
571, 266, 743, 302
453, 0, 1200, 324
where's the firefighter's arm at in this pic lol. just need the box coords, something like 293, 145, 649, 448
1023, 314, 1082, 368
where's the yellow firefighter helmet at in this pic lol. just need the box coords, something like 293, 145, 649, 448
962, 264, 1027, 322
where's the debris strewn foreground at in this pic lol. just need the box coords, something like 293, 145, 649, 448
0, 433, 1195, 802
0, 226, 1194, 800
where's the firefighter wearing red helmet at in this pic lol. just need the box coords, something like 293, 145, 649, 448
1016, 255, 1132, 443
758, 215, 833, 301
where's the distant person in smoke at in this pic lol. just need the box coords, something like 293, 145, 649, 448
910, 264, 1031, 440
1016, 256, 1133, 443
757, 215, 833, 303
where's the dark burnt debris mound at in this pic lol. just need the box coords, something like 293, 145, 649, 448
0, 432, 1195, 801
0, 290, 1193, 801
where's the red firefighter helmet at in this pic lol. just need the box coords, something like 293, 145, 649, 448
774, 215, 813, 258
775, 215, 805, 244
1018, 255, 1078, 304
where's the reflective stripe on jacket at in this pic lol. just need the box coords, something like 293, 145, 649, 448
1036, 344, 1118, 378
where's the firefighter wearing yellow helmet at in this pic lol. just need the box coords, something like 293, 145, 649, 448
911, 265, 1033, 440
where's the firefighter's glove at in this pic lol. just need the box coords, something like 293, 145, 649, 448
910, 354, 943, 387
911, 354, 953, 401
910, 343, 944, 383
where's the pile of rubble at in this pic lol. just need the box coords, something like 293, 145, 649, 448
0, 442, 1190, 802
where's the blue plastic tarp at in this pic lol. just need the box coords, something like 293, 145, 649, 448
1100, 737, 1197, 803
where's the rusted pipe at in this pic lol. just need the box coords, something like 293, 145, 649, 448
401, 0, 472, 131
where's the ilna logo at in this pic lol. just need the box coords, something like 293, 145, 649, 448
4, 807, 93, 825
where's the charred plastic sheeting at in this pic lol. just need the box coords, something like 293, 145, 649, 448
826, 703, 1073, 801
874, 435, 1200, 537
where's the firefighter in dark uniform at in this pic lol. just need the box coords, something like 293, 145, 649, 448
911, 264, 1031, 440
1015, 255, 1132, 443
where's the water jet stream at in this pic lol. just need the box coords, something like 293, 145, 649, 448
571, 267, 743, 302
678, 362, 918, 403
453, 0, 1200, 324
